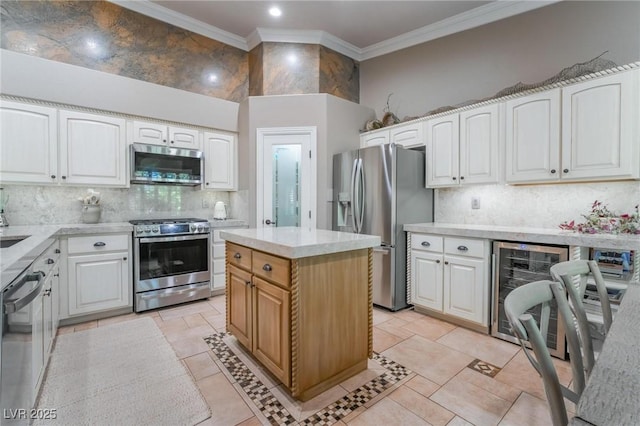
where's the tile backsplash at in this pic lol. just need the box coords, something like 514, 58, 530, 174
435, 181, 640, 229
1, 185, 234, 225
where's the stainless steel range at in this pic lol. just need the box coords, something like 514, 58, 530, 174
130, 218, 210, 312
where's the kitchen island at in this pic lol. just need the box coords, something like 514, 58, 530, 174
220, 227, 381, 401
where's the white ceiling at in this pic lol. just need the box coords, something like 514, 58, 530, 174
112, 1, 558, 61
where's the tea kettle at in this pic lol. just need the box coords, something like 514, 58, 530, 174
213, 201, 227, 220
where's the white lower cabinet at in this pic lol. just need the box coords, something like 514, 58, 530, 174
211, 227, 246, 294
62, 233, 132, 318
410, 233, 490, 329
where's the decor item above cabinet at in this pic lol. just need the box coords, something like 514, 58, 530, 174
506, 69, 639, 184
425, 104, 499, 187
132, 120, 201, 150
203, 131, 237, 190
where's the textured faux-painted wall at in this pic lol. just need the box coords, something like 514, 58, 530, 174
0, 0, 249, 102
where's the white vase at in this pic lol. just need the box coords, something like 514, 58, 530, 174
82, 205, 101, 224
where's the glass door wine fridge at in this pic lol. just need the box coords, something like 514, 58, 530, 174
492, 241, 569, 359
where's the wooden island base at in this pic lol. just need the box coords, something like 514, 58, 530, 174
226, 241, 373, 401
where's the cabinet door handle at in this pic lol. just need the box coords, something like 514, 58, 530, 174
234, 252, 241, 259
94, 242, 106, 247
436, 259, 441, 264
460, 176, 465, 180
263, 264, 272, 272
452, 177, 457, 181
62, 176, 67, 179
55, 248, 61, 254
123, 257, 127, 261
46, 258, 54, 264
44, 289, 51, 296
457, 245, 468, 251
563, 168, 569, 173
550, 169, 556, 174
444, 261, 449, 265
421, 241, 431, 247
51, 175, 56, 179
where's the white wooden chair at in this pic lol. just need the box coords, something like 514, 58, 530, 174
504, 280, 588, 426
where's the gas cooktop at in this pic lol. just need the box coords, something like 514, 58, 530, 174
129, 218, 207, 225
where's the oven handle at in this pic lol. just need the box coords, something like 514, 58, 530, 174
138, 234, 210, 244
3, 271, 46, 314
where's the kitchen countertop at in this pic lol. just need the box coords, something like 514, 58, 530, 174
404, 223, 640, 251
208, 219, 248, 228
220, 227, 381, 259
1, 222, 133, 291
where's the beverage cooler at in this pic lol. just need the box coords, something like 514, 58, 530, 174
492, 241, 569, 359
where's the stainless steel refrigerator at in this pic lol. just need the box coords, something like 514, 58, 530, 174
332, 143, 434, 311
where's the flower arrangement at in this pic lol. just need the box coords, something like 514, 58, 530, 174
559, 200, 640, 234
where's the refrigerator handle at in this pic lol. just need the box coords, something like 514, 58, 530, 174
350, 158, 358, 232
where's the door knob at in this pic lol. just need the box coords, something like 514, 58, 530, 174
265, 219, 276, 225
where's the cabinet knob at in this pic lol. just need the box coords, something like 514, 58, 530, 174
123, 257, 127, 261
460, 176, 465, 180
436, 259, 441, 264
550, 169, 556, 174
205, 182, 209, 186
94, 241, 106, 247
421, 241, 431, 247
245, 281, 251, 286
263, 264, 272, 272
55, 248, 61, 254
163, 139, 167, 143
452, 177, 457, 181
563, 168, 569, 173
170, 140, 175, 144
46, 258, 54, 264
54, 273, 59, 277
234, 252, 241, 259
445, 261, 449, 265
44, 289, 51, 296
62, 176, 67, 179
457, 245, 468, 252
51, 175, 56, 179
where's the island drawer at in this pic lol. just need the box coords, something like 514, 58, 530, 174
252, 250, 290, 288
227, 242, 252, 271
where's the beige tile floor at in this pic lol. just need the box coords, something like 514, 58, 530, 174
57, 296, 574, 426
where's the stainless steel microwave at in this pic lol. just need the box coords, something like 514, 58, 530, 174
130, 143, 203, 186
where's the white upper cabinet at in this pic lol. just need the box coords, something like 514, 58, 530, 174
360, 129, 389, 148
561, 70, 639, 180
203, 131, 237, 190
505, 89, 561, 183
426, 104, 499, 187
132, 120, 201, 150
506, 69, 639, 183
59, 110, 127, 186
426, 113, 459, 186
390, 122, 424, 148
0, 101, 58, 184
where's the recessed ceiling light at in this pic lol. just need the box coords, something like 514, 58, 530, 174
269, 6, 282, 17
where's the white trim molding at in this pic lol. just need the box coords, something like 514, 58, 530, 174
109, 0, 560, 61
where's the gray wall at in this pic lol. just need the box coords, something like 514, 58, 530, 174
238, 94, 374, 229
360, 1, 640, 120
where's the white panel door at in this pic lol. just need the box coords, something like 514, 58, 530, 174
426, 114, 459, 187
132, 120, 168, 145
444, 255, 485, 325
505, 89, 561, 183
459, 104, 499, 184
204, 131, 236, 190
360, 130, 389, 148
68, 252, 129, 315
411, 251, 443, 311
561, 70, 638, 180
169, 126, 201, 150
59, 110, 127, 186
0, 101, 58, 184
390, 122, 424, 148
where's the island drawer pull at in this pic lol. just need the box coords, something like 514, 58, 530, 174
94, 242, 106, 247
263, 264, 272, 272
457, 245, 468, 251
421, 241, 431, 247
234, 253, 242, 259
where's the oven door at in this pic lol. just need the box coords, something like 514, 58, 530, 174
134, 234, 210, 293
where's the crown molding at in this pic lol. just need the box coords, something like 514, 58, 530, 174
109, 0, 560, 62
360, 0, 561, 60
248, 28, 361, 59
109, 0, 248, 50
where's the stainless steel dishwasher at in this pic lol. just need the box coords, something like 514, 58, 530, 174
1, 266, 46, 421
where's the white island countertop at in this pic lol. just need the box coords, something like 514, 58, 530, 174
404, 223, 640, 251
220, 227, 381, 259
